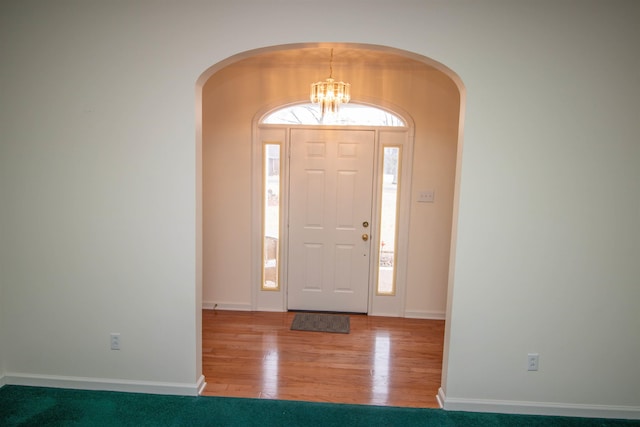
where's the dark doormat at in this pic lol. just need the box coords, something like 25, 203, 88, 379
290, 312, 350, 334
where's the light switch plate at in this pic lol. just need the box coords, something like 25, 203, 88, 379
418, 190, 435, 203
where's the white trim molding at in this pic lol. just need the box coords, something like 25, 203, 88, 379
202, 302, 252, 311
404, 310, 446, 320
4, 373, 206, 397
437, 387, 640, 420
196, 375, 207, 395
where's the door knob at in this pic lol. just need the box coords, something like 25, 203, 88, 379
362, 234, 369, 241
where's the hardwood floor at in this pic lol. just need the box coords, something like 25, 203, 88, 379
202, 310, 445, 408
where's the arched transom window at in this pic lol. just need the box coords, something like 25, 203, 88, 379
262, 103, 405, 127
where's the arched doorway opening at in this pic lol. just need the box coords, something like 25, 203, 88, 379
196, 43, 465, 403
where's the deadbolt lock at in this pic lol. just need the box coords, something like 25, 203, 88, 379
363, 221, 369, 228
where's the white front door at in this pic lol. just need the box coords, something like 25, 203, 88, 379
287, 128, 375, 313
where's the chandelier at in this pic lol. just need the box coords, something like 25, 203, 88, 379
310, 49, 351, 117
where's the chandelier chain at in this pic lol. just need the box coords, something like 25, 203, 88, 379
329, 49, 334, 79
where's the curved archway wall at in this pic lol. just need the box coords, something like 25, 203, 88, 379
201, 44, 462, 322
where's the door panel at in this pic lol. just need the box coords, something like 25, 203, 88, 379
287, 129, 375, 312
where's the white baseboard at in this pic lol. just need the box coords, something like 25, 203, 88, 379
254, 307, 286, 312
202, 301, 252, 311
196, 375, 207, 395
437, 387, 640, 420
4, 372, 206, 397
404, 310, 446, 320
437, 387, 446, 408
201, 303, 446, 319
0, 374, 6, 388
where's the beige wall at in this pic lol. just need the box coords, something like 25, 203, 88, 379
202, 49, 460, 316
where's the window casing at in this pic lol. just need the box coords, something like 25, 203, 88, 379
256, 102, 412, 315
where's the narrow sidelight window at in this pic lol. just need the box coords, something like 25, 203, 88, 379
377, 146, 401, 295
262, 143, 281, 290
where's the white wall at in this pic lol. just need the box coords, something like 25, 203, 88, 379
0, 1, 203, 394
0, 231, 4, 384
0, 283, 4, 385
201, 51, 459, 317
1, 0, 638, 418
439, 1, 640, 417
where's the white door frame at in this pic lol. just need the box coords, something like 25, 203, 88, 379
252, 110, 415, 316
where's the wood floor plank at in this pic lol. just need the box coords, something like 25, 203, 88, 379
201, 310, 444, 408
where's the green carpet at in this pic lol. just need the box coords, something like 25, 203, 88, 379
1, 385, 638, 426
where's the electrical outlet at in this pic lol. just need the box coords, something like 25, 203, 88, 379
527, 353, 539, 371
110, 333, 121, 350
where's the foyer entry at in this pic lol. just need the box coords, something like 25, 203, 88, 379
287, 128, 375, 313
